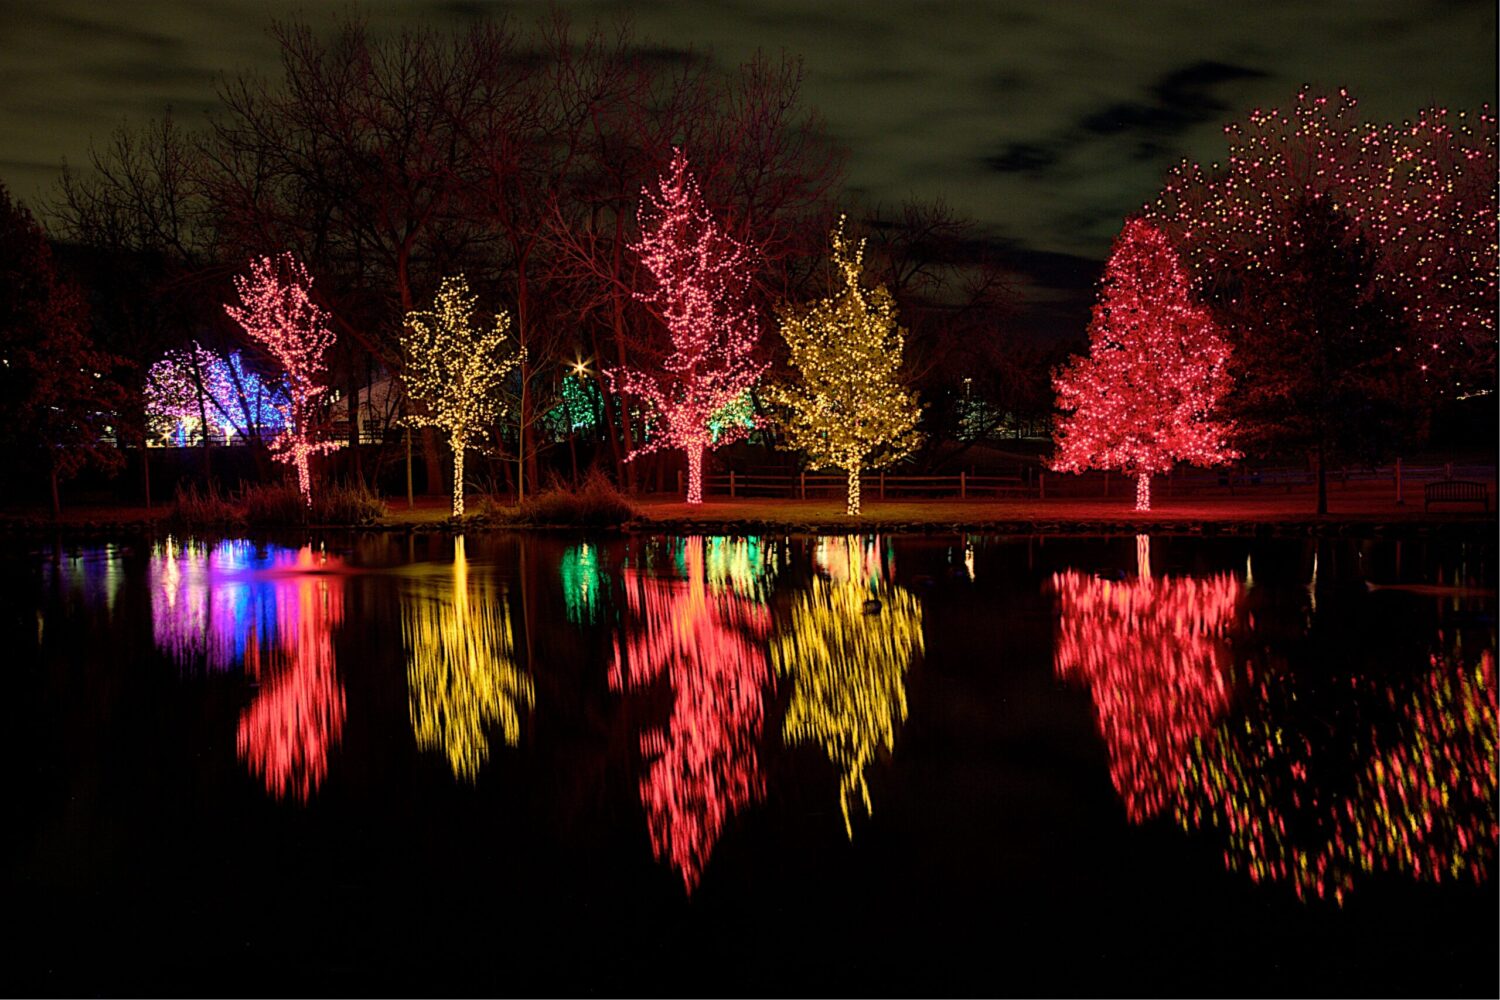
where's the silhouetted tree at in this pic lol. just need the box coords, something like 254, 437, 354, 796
0, 184, 126, 517
1220, 198, 1413, 514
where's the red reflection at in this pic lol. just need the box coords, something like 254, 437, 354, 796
1055, 538, 1497, 904
611, 537, 773, 891
1052, 536, 1240, 821
235, 550, 346, 801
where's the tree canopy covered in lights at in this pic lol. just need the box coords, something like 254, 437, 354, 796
542, 372, 602, 441
1051, 218, 1236, 511
145, 343, 287, 445
607, 150, 766, 505
402, 275, 524, 517
1151, 88, 1498, 398
766, 217, 922, 516
224, 253, 339, 506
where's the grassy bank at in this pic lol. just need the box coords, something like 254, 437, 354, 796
4, 477, 1493, 536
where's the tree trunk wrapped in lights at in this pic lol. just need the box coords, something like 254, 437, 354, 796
400, 275, 524, 517
224, 253, 339, 507
606, 150, 765, 505
766, 217, 922, 516
1051, 218, 1237, 511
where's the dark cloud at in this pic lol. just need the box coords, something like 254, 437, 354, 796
1081, 61, 1266, 137
0, 0, 1492, 341
982, 142, 1058, 175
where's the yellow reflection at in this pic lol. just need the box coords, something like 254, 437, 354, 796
773, 539, 924, 836
403, 537, 534, 779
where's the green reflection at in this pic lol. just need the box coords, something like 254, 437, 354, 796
560, 542, 605, 624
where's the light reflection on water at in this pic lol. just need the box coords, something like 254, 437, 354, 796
611, 535, 775, 891
28, 531, 1497, 905
1053, 534, 1497, 904
402, 536, 534, 780
773, 536, 923, 837
1052, 534, 1240, 822
235, 562, 346, 802
145, 537, 348, 799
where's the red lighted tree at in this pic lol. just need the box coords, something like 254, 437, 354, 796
608, 150, 765, 504
1051, 219, 1236, 511
225, 254, 339, 506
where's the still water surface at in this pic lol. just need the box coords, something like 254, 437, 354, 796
11, 531, 1498, 994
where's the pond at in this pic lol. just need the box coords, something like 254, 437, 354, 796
10, 530, 1497, 994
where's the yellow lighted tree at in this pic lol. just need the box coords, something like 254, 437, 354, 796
771, 538, 924, 835
403, 537, 534, 779
402, 276, 524, 517
767, 218, 922, 515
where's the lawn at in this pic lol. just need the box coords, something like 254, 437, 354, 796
8, 476, 1493, 533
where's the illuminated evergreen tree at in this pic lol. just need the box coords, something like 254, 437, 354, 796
402, 276, 524, 517
608, 150, 765, 504
145, 344, 287, 445
1051, 218, 1236, 511
224, 253, 338, 506
766, 217, 922, 516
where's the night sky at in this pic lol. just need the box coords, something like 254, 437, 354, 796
1, 0, 1495, 334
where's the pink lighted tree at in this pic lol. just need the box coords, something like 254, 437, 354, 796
1051, 218, 1237, 511
224, 253, 339, 505
608, 150, 765, 504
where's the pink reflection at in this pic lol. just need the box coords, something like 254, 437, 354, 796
235, 559, 346, 802
611, 537, 773, 891
1052, 536, 1240, 821
813, 535, 889, 585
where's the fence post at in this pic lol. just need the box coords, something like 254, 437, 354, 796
799, 471, 806, 500
676, 469, 683, 496
1103, 471, 1109, 498
1394, 457, 1404, 505
1039, 472, 1046, 500
880, 470, 886, 500
960, 470, 967, 499
729, 470, 736, 499
1444, 461, 1453, 480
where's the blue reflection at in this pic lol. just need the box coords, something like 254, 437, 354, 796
149, 538, 326, 671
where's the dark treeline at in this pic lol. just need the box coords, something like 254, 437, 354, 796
27, 11, 1044, 510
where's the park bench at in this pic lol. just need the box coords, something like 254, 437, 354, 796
1423, 480, 1489, 512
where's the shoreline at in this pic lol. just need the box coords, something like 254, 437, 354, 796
4, 500, 1494, 540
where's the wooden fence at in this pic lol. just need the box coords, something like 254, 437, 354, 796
693, 461, 1497, 502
